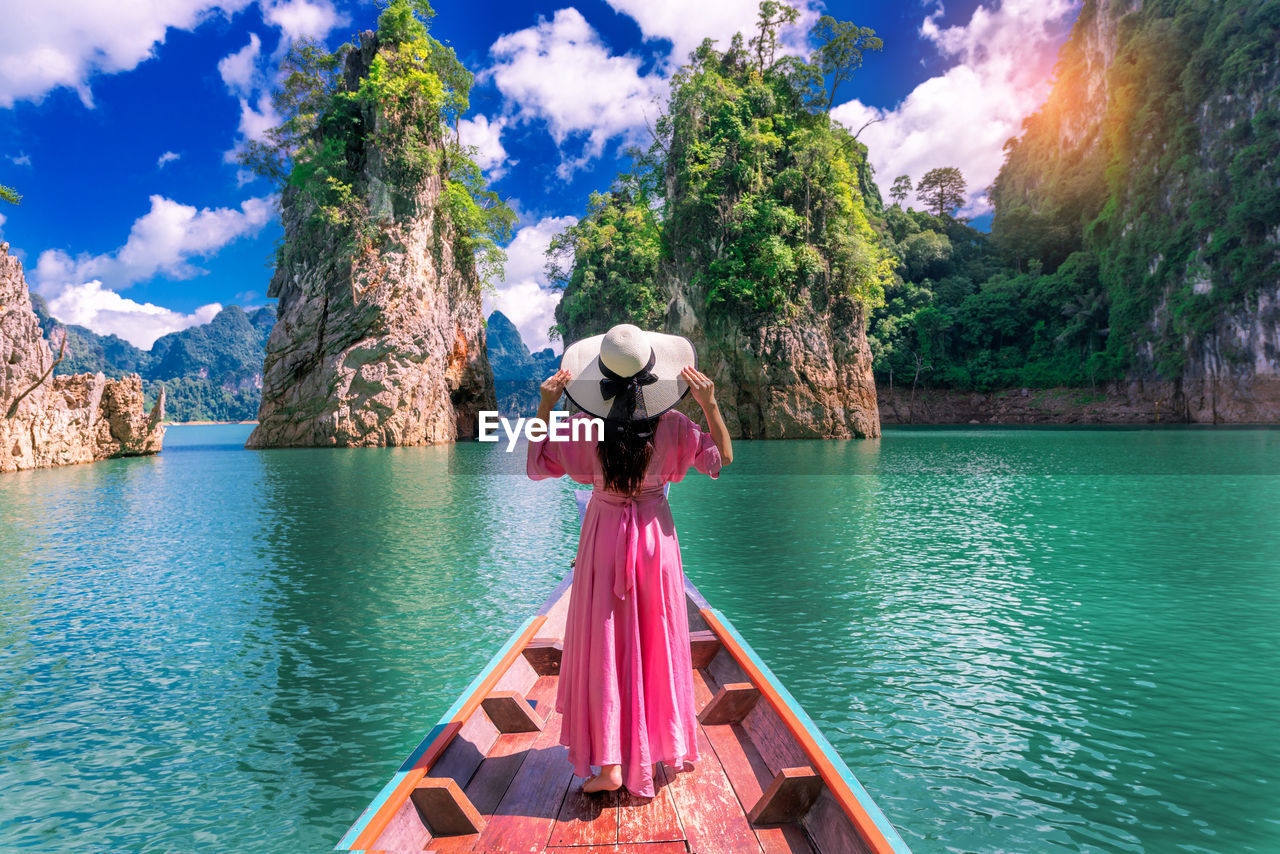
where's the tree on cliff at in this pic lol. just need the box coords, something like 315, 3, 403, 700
552, 1, 894, 341
809, 15, 883, 112
237, 0, 514, 285
916, 167, 967, 218
546, 181, 664, 341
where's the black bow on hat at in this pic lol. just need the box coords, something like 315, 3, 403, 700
598, 349, 658, 425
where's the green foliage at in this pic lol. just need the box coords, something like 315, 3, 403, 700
549, 187, 665, 340
889, 174, 911, 207
145, 378, 261, 423
548, 2, 892, 341
238, 0, 513, 289
809, 16, 883, 112
990, 0, 1280, 380
868, 205, 1115, 391
1, 183, 20, 205
660, 11, 893, 316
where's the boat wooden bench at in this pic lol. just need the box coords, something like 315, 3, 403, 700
337, 570, 911, 853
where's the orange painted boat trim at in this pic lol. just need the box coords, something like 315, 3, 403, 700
699, 607, 899, 854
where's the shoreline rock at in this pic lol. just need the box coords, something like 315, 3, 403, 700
877, 379, 1280, 425
1, 242, 164, 473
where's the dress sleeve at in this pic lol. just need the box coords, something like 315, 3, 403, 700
526, 427, 567, 480
526, 412, 598, 484
671, 410, 722, 481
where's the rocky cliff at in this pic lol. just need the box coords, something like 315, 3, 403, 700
1, 242, 164, 473
246, 25, 498, 448
662, 262, 881, 439
991, 0, 1280, 422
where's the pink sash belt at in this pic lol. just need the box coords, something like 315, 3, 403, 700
588, 487, 667, 600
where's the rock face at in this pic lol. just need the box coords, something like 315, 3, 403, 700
665, 272, 880, 439
1, 242, 164, 473
993, 0, 1280, 422
247, 31, 495, 448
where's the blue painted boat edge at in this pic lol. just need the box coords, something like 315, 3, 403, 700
335, 613, 541, 850
706, 606, 912, 853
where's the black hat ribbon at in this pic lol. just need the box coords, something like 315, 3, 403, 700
598, 348, 658, 423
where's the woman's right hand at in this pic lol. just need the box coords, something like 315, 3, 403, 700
540, 368, 572, 407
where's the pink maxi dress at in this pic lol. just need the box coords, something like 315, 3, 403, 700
526, 408, 723, 798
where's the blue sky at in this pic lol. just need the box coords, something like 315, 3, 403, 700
0, 0, 1080, 352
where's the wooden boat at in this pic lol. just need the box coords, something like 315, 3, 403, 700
339, 492, 911, 854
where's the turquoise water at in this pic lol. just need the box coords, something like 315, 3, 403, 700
1, 425, 1277, 852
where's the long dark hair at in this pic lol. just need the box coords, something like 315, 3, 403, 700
597, 417, 658, 494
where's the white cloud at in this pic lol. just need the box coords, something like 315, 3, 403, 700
46, 281, 223, 349
483, 215, 579, 352
604, 0, 819, 68
482, 9, 668, 179
33, 193, 277, 294
0, 0, 252, 108
458, 114, 513, 181
830, 0, 1078, 216
260, 0, 346, 42
217, 33, 283, 172
157, 151, 181, 168
0, 1, 345, 109
217, 32, 262, 97
6, 152, 33, 167
0, 211, 7, 237
235, 91, 282, 145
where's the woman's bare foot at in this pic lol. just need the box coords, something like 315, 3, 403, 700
582, 764, 622, 793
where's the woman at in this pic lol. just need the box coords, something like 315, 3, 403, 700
526, 323, 732, 798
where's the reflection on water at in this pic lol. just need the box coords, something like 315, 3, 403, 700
0, 425, 1277, 852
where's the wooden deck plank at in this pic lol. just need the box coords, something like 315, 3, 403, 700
428, 677, 560, 854
701, 721, 818, 854
547, 774, 619, 847
697, 663, 816, 854
545, 844, 688, 853
663, 727, 763, 854
471, 691, 576, 853
616, 764, 684, 844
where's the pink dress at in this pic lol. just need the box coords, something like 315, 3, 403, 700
526, 408, 723, 798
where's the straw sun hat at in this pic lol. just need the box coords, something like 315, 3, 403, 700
560, 323, 696, 424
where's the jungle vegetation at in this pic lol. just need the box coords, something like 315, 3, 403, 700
548, 1, 895, 341
554, 0, 1279, 395
871, 0, 1280, 392
238, 0, 515, 289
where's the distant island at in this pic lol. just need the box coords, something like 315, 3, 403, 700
31, 297, 274, 424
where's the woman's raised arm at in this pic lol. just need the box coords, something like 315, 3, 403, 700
680, 366, 732, 465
